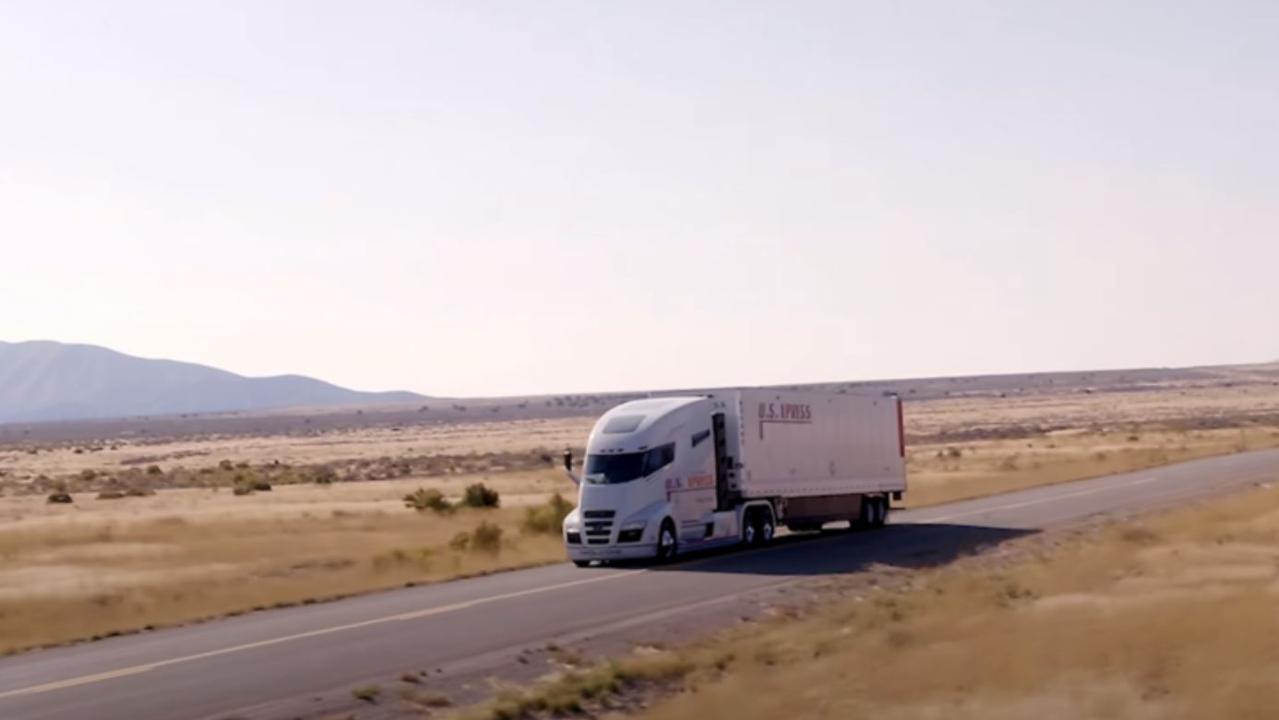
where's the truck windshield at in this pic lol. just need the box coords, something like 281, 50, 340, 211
585, 443, 675, 484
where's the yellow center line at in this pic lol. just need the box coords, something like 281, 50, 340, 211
0, 570, 640, 700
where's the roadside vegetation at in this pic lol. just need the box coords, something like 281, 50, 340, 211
0, 481, 577, 655
0, 382, 1276, 658
14, 449, 571, 499
906, 424, 1279, 507
457, 478, 1279, 720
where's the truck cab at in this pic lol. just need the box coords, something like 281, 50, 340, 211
562, 396, 751, 565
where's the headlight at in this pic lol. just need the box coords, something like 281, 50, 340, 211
617, 521, 646, 544
562, 511, 582, 531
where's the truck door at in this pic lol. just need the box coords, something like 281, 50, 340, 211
670, 427, 716, 541
712, 412, 734, 511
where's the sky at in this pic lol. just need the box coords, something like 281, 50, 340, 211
2, 1, 1276, 397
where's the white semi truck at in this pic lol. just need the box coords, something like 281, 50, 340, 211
562, 389, 906, 566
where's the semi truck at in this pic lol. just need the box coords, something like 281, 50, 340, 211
562, 389, 906, 566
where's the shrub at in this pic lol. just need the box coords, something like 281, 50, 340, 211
351, 685, 380, 703
232, 485, 253, 496
449, 531, 471, 551
146, 465, 163, 476
251, 480, 272, 492
47, 492, 73, 504
471, 521, 503, 553
125, 486, 156, 497
461, 483, 500, 508
404, 488, 453, 513
96, 490, 125, 500
402, 689, 452, 709
218, 460, 235, 471
523, 494, 575, 535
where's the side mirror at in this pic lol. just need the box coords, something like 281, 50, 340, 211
563, 448, 581, 487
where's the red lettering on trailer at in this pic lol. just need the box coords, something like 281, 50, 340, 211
758, 402, 813, 439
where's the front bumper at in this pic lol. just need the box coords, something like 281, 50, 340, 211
567, 542, 657, 562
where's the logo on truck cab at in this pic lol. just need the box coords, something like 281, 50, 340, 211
758, 402, 812, 440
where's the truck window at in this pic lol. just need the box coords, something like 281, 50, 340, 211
641, 443, 675, 476
584, 452, 646, 484
584, 443, 675, 484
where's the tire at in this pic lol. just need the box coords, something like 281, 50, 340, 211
655, 519, 678, 562
860, 497, 887, 529
572, 559, 593, 568
758, 511, 775, 545
874, 498, 890, 527
853, 497, 873, 530
742, 513, 758, 546
743, 507, 774, 546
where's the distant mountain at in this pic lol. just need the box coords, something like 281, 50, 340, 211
0, 341, 425, 423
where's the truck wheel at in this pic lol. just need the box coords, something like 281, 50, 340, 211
572, 559, 593, 568
874, 498, 890, 527
744, 508, 774, 546
655, 519, 678, 562
860, 497, 887, 529
759, 512, 775, 544
853, 498, 873, 530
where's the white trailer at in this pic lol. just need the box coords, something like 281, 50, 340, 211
562, 390, 906, 566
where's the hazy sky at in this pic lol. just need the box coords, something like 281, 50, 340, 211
3, 1, 1276, 397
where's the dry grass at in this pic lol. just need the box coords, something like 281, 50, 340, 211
906, 425, 1279, 507
0, 416, 594, 486
904, 379, 1279, 442
0, 472, 574, 654
470, 653, 696, 720
527, 480, 1279, 720
2, 381, 1276, 658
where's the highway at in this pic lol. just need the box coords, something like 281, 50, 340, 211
2, 448, 1277, 720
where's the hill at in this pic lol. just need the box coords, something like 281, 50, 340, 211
0, 341, 424, 423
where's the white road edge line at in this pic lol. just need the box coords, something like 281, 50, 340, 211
0, 570, 641, 700
916, 475, 1162, 524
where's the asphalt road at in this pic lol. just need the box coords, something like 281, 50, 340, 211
2, 448, 1277, 720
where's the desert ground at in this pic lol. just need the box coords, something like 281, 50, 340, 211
468, 474, 1279, 720
0, 364, 1277, 655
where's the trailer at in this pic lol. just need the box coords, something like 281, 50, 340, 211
562, 389, 906, 565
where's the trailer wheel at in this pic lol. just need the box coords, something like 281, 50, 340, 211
874, 497, 890, 527
859, 496, 888, 529
853, 497, 873, 530
655, 519, 678, 562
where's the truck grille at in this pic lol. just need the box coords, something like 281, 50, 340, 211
582, 509, 615, 544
